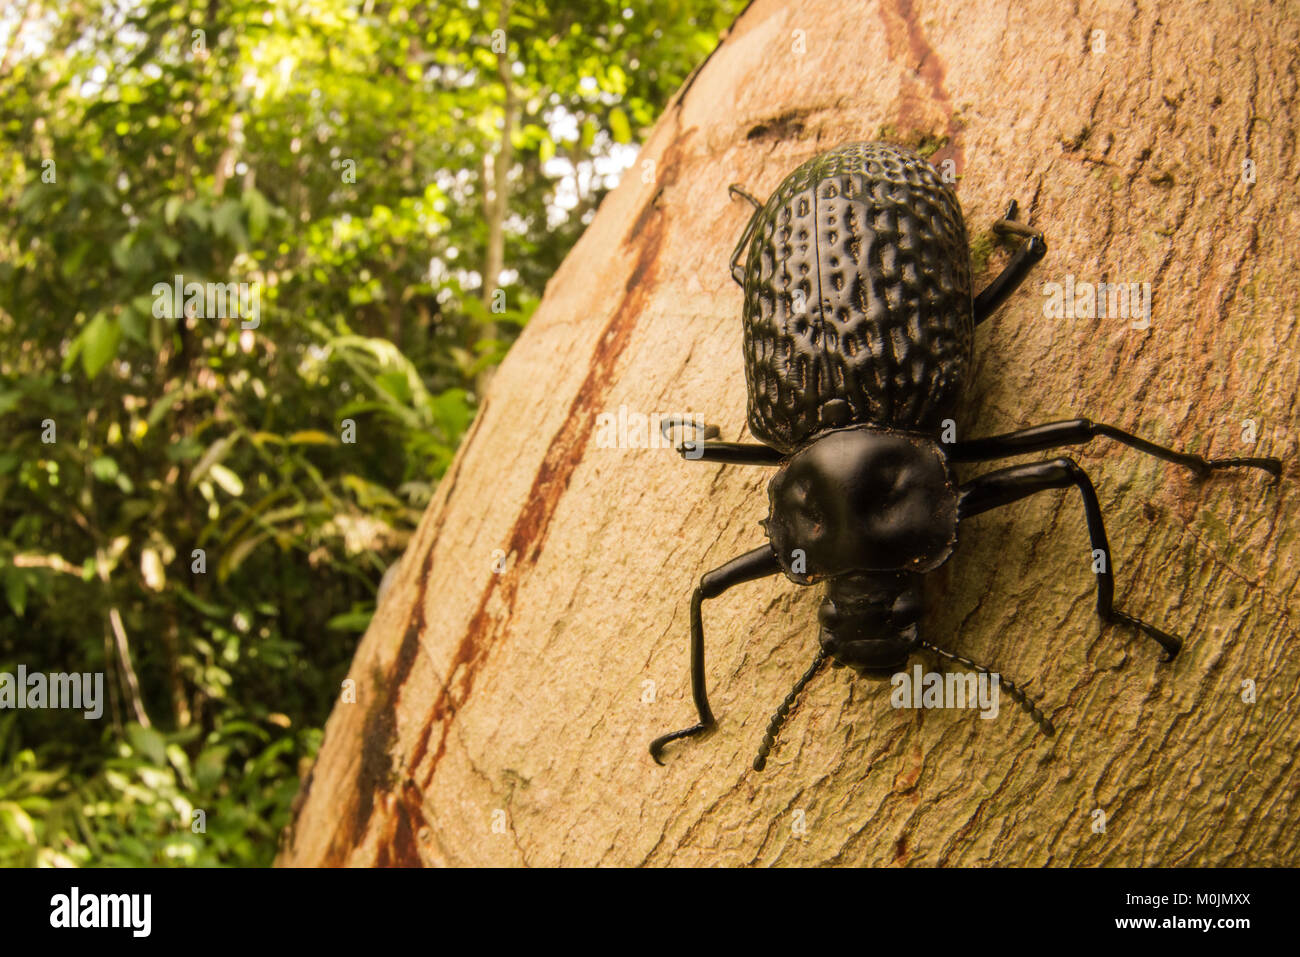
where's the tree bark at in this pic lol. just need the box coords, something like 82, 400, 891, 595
278, 0, 1300, 867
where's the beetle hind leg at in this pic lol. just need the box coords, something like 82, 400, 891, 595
958, 457, 1183, 660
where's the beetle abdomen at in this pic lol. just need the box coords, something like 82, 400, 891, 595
742, 142, 973, 453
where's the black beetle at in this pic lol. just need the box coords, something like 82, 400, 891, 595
651, 141, 1281, 771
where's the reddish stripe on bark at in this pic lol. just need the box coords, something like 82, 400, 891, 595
417, 216, 669, 790
881, 0, 964, 175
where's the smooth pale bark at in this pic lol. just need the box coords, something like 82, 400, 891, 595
278, 0, 1300, 867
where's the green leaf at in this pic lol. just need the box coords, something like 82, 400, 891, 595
194, 746, 229, 790
110, 235, 134, 272
217, 531, 268, 581
61, 333, 82, 372
3, 571, 26, 617
189, 433, 238, 485
244, 187, 270, 241
165, 743, 193, 788
431, 388, 472, 440
91, 456, 119, 482
326, 610, 374, 632
375, 370, 412, 404
174, 584, 225, 619
208, 463, 244, 497
0, 802, 36, 845
118, 304, 149, 344
80, 312, 121, 378
609, 107, 632, 144
126, 724, 167, 766
146, 387, 185, 428
183, 201, 210, 230
212, 199, 248, 247
155, 235, 181, 260
17, 185, 47, 216
60, 241, 92, 279
248, 431, 286, 448
286, 430, 336, 445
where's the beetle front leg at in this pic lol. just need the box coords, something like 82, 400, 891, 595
973, 200, 1048, 325
650, 544, 783, 764
660, 416, 784, 465
958, 457, 1183, 660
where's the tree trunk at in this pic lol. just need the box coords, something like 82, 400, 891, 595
278, 0, 1300, 867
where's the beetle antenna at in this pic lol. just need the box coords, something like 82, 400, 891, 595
753, 648, 829, 771
920, 641, 1056, 738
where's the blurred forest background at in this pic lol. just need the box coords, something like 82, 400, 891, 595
0, 0, 742, 866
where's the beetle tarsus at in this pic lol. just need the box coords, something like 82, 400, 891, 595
991, 202, 1043, 241
1108, 609, 1182, 661
1194, 455, 1283, 482
649, 722, 714, 764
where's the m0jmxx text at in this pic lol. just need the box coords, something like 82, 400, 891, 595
1127, 893, 1251, 909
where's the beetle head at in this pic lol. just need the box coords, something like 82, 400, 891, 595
763, 426, 957, 583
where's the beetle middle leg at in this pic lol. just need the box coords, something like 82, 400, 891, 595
650, 544, 782, 764
947, 418, 1282, 480
957, 457, 1184, 659
973, 200, 1048, 325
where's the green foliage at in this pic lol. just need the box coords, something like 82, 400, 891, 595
0, 711, 316, 867
0, 0, 743, 865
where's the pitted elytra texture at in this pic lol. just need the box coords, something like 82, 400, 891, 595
743, 142, 972, 453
